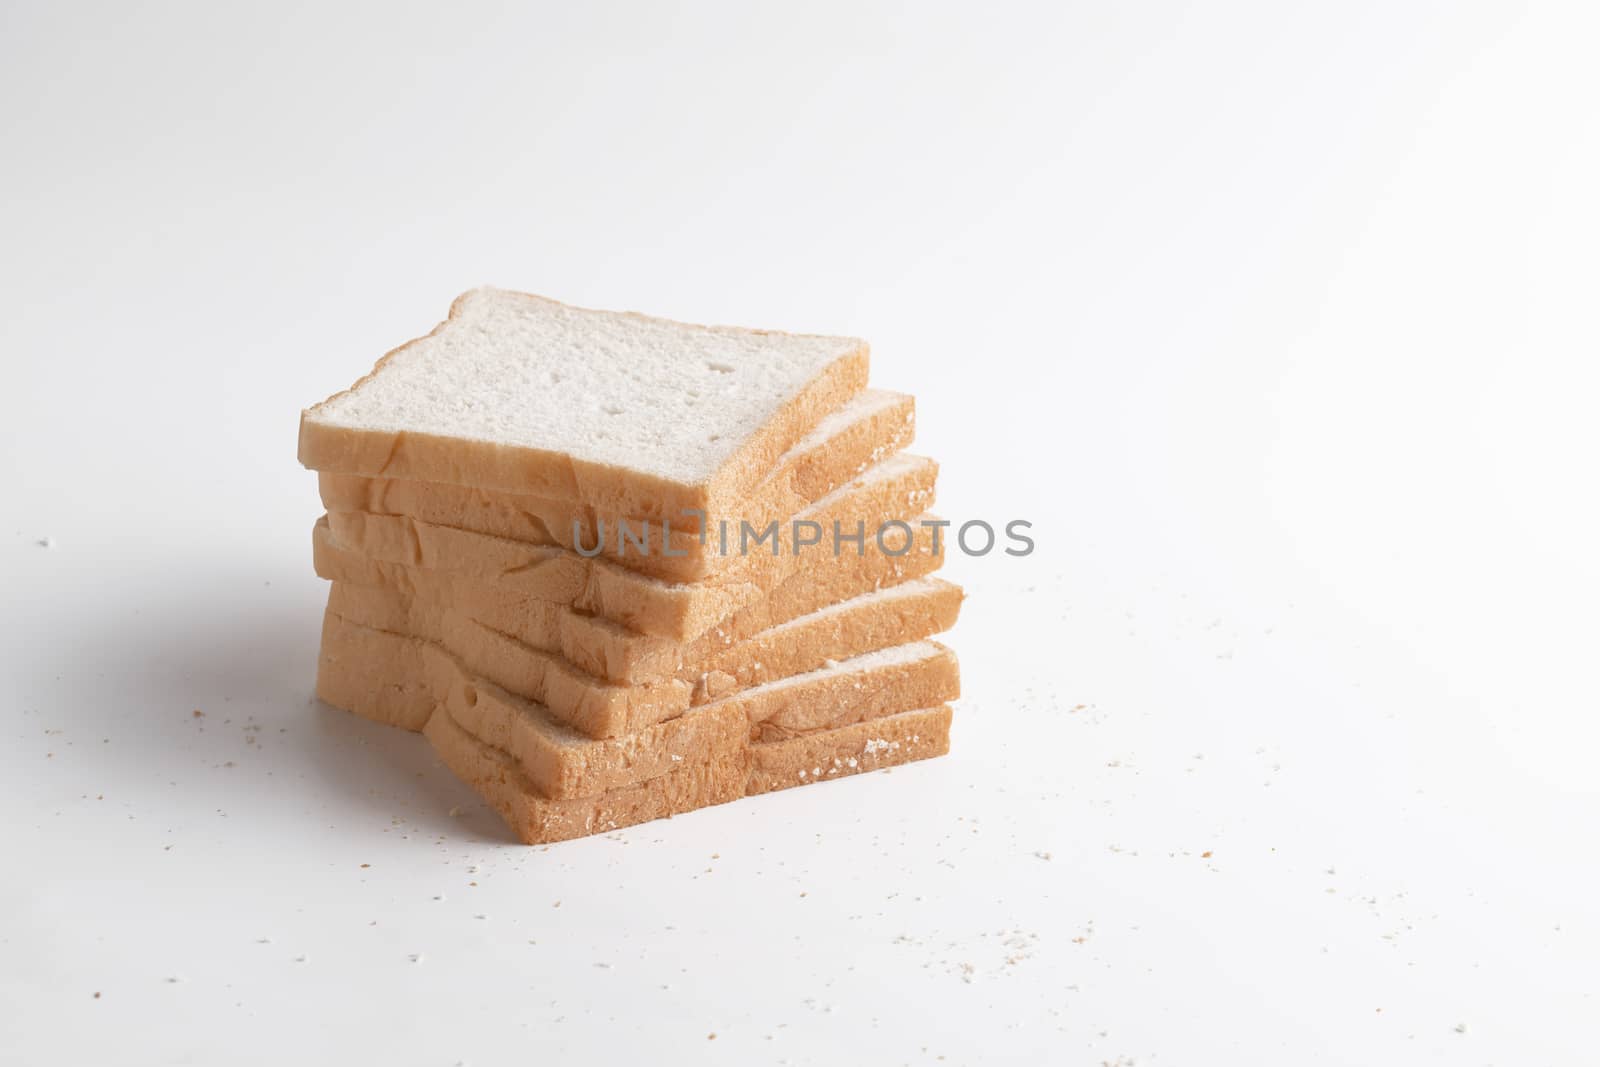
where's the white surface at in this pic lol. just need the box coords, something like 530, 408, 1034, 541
2, 2, 1597, 1063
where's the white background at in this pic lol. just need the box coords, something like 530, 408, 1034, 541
3, 2, 1597, 1063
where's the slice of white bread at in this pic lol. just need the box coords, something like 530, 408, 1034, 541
321, 452, 937, 639
317, 389, 915, 583
299, 289, 870, 520
421, 708, 749, 845
316, 611, 959, 797
422, 704, 952, 845
326, 575, 964, 738
314, 511, 951, 685
743, 704, 953, 796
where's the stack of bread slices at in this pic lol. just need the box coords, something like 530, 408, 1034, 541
299, 289, 962, 844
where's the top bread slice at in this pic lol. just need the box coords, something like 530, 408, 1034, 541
299, 289, 870, 519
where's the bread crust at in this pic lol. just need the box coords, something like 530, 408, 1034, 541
419, 703, 953, 844
318, 609, 958, 796
315, 510, 952, 685
422, 709, 750, 845
745, 705, 953, 796
326, 576, 963, 738
318, 454, 937, 639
